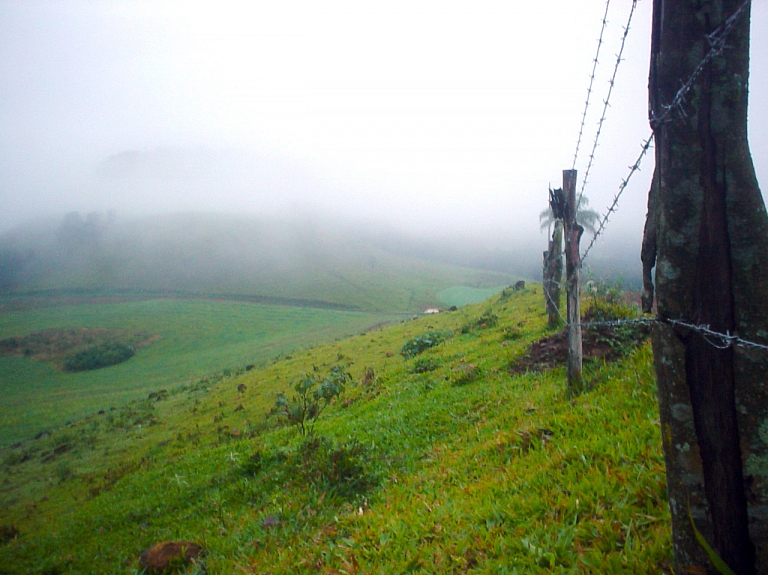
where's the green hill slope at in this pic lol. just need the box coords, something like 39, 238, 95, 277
0, 212, 514, 312
0, 299, 396, 447
0, 286, 670, 574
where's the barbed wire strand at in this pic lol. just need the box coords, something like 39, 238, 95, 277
543, 278, 568, 325
576, 0, 638, 208
579, 0, 751, 263
665, 318, 768, 352
580, 134, 653, 261
574, 316, 768, 352
572, 0, 612, 172
652, 0, 751, 127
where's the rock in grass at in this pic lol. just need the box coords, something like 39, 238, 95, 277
138, 541, 203, 573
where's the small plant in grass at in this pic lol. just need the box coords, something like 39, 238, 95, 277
272, 366, 350, 436
460, 309, 499, 334
54, 461, 75, 483
501, 327, 523, 341
411, 356, 439, 374
297, 437, 376, 498
242, 437, 377, 500
585, 275, 626, 305
400, 330, 451, 359
583, 298, 649, 357
360, 366, 378, 391
450, 363, 480, 386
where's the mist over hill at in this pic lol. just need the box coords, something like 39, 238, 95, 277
0, 212, 515, 311
0, 211, 642, 311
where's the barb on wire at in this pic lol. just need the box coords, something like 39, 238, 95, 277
576, 0, 638, 208
580, 134, 654, 262
665, 318, 768, 352
572, 0, 612, 172
651, 0, 751, 127
578, 317, 658, 329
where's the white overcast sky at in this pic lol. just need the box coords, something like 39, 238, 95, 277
1, 0, 766, 252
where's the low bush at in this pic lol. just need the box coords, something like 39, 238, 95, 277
62, 341, 135, 372
400, 330, 451, 359
411, 357, 439, 374
582, 299, 650, 357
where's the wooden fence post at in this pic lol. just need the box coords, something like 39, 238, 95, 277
563, 169, 584, 394
543, 221, 563, 327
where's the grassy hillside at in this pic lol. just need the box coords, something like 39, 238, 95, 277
0, 213, 515, 312
0, 298, 395, 447
0, 286, 671, 574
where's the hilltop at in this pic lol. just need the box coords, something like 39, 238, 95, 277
0, 285, 670, 573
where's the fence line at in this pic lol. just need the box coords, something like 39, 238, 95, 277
576, 0, 638, 210
577, 0, 751, 263
664, 318, 768, 352
571, 0, 612, 172
556, 315, 768, 354
543, 0, 758, 360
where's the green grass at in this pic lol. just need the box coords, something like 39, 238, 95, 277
0, 286, 671, 574
0, 299, 395, 447
437, 285, 508, 307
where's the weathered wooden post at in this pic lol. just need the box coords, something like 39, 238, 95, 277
644, 1, 768, 571
563, 169, 583, 394
543, 220, 563, 327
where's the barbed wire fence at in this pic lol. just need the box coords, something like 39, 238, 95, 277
543, 0, 766, 372
575, 0, 638, 210
580, 0, 751, 263
571, 0, 612, 174
585, 317, 768, 354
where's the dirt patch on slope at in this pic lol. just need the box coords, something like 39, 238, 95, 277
509, 310, 650, 374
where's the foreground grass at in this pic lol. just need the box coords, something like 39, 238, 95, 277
0, 287, 670, 573
0, 298, 396, 447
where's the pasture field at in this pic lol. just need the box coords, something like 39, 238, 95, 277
0, 297, 396, 447
0, 286, 672, 574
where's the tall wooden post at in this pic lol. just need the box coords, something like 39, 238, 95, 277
645, 1, 767, 571
563, 169, 583, 394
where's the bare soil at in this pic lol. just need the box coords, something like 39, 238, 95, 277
509, 309, 650, 374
